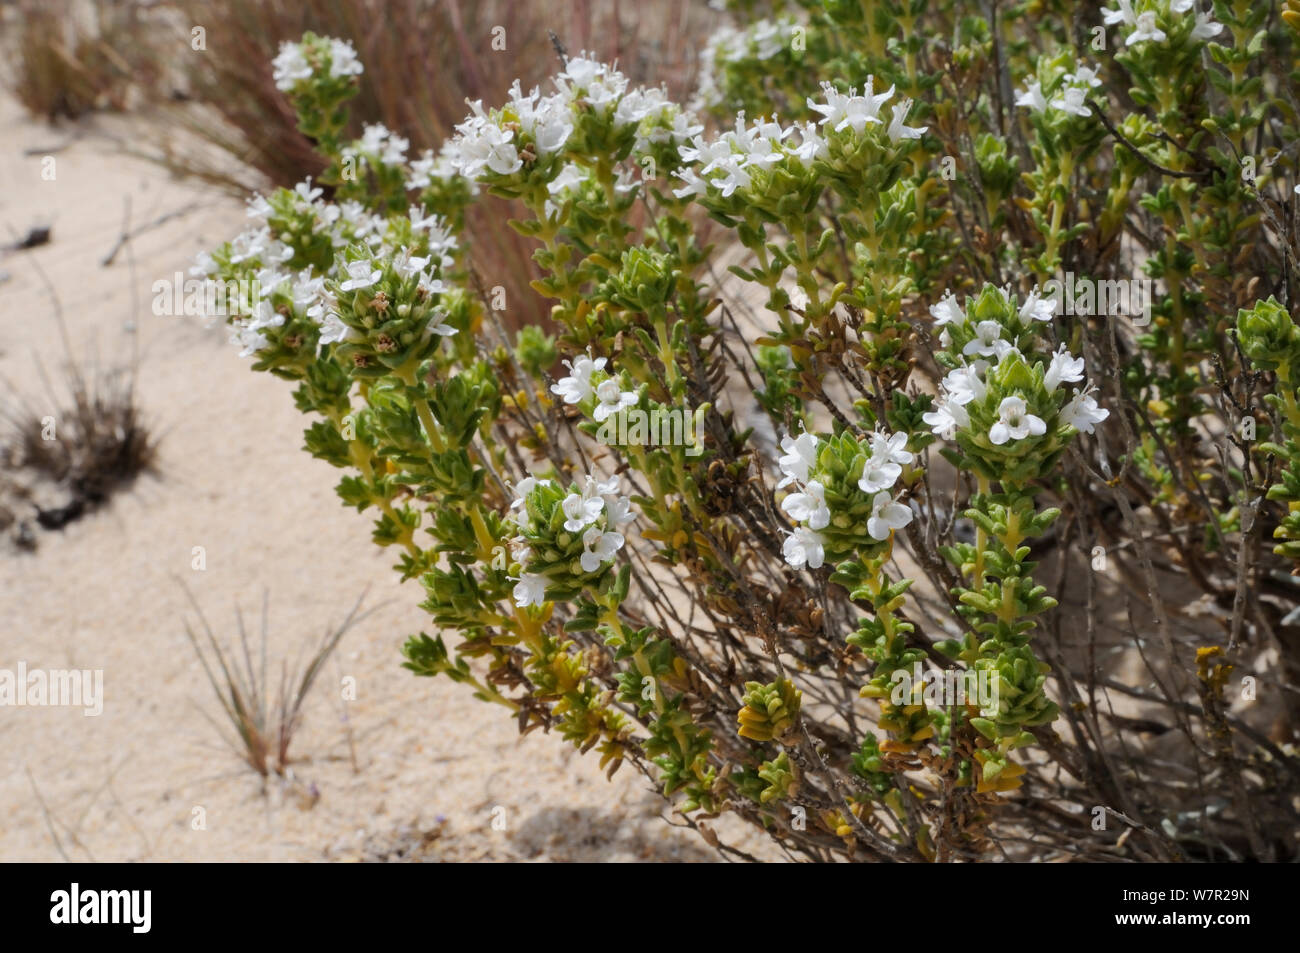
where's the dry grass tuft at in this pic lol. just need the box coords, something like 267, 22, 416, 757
4, 0, 161, 121
2, 356, 157, 543
180, 585, 374, 781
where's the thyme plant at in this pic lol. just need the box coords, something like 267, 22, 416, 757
193, 5, 1300, 862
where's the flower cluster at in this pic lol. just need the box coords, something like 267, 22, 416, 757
272, 35, 363, 92
675, 78, 925, 208
1101, 0, 1223, 46
198, 176, 463, 377
1015, 62, 1102, 119
549, 354, 640, 423
777, 428, 914, 570
923, 286, 1108, 482
344, 123, 410, 168
693, 16, 798, 110
508, 473, 636, 606
445, 55, 695, 198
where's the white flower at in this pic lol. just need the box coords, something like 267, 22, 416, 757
329, 38, 364, 78
672, 168, 710, 199
664, 107, 705, 145
615, 87, 659, 127
254, 267, 289, 298
424, 310, 458, 338
580, 526, 625, 572
869, 430, 914, 467
1127, 11, 1167, 44
291, 273, 325, 310
417, 272, 446, 299
930, 293, 965, 327
293, 178, 323, 204
750, 19, 786, 59
790, 122, 829, 165
248, 298, 285, 331
714, 156, 752, 197
558, 56, 608, 89
831, 88, 887, 133
348, 124, 409, 166
406, 150, 441, 189
1015, 81, 1049, 114
943, 363, 988, 405
782, 480, 830, 530
532, 108, 574, 154
807, 79, 894, 133
313, 309, 353, 349
1101, 0, 1137, 26
1170, 0, 1195, 12
678, 133, 731, 170
739, 126, 783, 169
1044, 346, 1086, 393
592, 379, 638, 422
245, 194, 272, 220
1066, 64, 1103, 88
479, 129, 521, 175
272, 42, 312, 90
858, 457, 901, 495
510, 476, 549, 511
1190, 10, 1223, 41
550, 355, 607, 404
1061, 384, 1110, 434
228, 226, 269, 264
340, 259, 381, 291
867, 491, 913, 541
556, 55, 628, 108
988, 396, 1047, 445
561, 492, 604, 532
777, 430, 820, 488
604, 495, 637, 528
964, 320, 1007, 358
1049, 85, 1092, 117
513, 572, 549, 607
923, 398, 970, 439
995, 343, 1024, 364
886, 98, 927, 142
547, 163, 586, 203
409, 205, 446, 234
1018, 288, 1057, 325
189, 251, 217, 278
783, 526, 825, 570
859, 430, 911, 494
393, 246, 431, 279
450, 117, 523, 179
584, 474, 621, 500
231, 322, 269, 358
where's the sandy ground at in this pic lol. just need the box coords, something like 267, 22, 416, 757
0, 94, 757, 863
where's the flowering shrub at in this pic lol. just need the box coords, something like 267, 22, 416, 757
194, 4, 1300, 862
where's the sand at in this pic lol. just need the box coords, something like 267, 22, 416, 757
0, 93, 758, 863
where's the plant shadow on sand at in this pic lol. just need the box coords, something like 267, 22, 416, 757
347, 805, 721, 863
